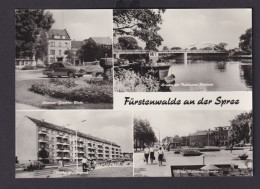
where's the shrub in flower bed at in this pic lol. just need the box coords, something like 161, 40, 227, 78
30, 78, 113, 103
114, 68, 160, 92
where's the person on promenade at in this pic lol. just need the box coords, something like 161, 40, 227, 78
150, 145, 155, 164
144, 146, 150, 164
82, 156, 87, 172
158, 147, 164, 166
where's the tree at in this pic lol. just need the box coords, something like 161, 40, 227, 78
113, 9, 165, 50
134, 117, 157, 151
230, 111, 253, 144
163, 46, 169, 50
64, 49, 74, 63
171, 47, 182, 50
216, 42, 228, 51
38, 147, 49, 163
77, 42, 112, 62
118, 36, 140, 50
239, 28, 252, 54
15, 10, 54, 59
35, 30, 48, 60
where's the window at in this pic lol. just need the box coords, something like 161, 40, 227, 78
58, 63, 65, 68
59, 50, 61, 55
50, 50, 55, 55
59, 42, 61, 47
50, 42, 55, 47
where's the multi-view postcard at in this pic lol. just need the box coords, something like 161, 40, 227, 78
15, 9, 252, 178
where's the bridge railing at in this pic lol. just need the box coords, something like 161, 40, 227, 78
113, 49, 228, 54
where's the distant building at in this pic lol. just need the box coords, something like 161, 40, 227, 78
45, 29, 71, 64
214, 126, 232, 146
85, 37, 112, 48
189, 130, 215, 147
16, 116, 122, 164
15, 58, 37, 69
71, 40, 84, 65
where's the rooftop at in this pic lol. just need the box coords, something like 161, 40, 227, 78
46, 29, 70, 40
87, 37, 112, 45
71, 41, 84, 49
27, 116, 120, 147
190, 130, 215, 136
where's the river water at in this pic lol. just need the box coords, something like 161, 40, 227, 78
166, 60, 252, 91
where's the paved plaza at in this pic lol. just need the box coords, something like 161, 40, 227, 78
134, 148, 253, 177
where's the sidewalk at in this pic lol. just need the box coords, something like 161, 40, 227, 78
134, 152, 172, 177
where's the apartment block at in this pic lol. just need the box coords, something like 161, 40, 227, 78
16, 116, 122, 163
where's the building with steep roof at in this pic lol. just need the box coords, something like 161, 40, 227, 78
45, 29, 71, 63
87, 37, 112, 46
16, 116, 122, 164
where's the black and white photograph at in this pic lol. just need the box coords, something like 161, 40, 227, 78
133, 110, 253, 177
15, 111, 133, 178
113, 9, 252, 92
15, 9, 113, 110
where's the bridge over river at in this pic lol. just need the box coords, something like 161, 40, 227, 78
113, 49, 229, 64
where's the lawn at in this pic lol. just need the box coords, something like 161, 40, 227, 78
16, 78, 113, 109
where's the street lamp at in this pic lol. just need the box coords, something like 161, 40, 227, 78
154, 127, 161, 146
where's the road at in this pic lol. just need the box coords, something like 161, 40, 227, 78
66, 166, 133, 178
16, 165, 133, 178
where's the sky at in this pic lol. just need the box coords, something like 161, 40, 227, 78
134, 110, 251, 140
48, 9, 113, 41
47, 9, 251, 49
16, 111, 133, 152
126, 9, 252, 50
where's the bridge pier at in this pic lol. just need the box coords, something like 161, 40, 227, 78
175, 52, 187, 64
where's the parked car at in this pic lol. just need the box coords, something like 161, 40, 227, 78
22, 161, 45, 171
43, 62, 85, 78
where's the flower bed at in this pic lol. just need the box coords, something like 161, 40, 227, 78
30, 78, 113, 103
114, 68, 160, 92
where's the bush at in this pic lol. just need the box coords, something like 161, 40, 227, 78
30, 78, 113, 103
114, 68, 160, 92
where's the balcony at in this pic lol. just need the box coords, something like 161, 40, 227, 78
56, 141, 63, 145
56, 135, 63, 138
62, 135, 69, 139
63, 149, 70, 153
38, 131, 47, 135
39, 138, 49, 143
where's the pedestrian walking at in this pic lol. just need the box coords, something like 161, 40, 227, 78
150, 146, 155, 164
158, 147, 164, 166
144, 146, 150, 164
82, 156, 87, 172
